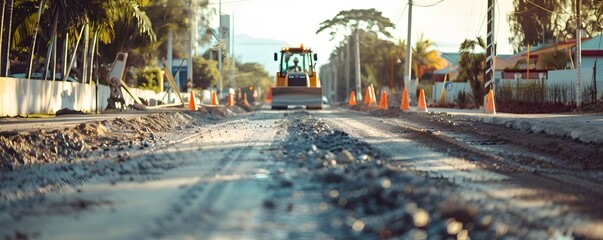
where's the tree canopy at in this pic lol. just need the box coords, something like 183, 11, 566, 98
508, 0, 603, 52
316, 8, 394, 40
457, 37, 486, 106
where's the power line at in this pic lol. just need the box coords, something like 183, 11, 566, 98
208, 0, 252, 5
395, 3, 408, 26
414, 0, 445, 7
524, 0, 557, 14
477, 3, 488, 37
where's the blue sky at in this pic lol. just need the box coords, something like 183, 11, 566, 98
208, 0, 515, 68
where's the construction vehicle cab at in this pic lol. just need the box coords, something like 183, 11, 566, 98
271, 44, 322, 110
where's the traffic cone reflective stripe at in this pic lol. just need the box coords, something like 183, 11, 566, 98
364, 87, 371, 105
400, 89, 410, 111
417, 89, 428, 112
349, 90, 357, 106
211, 92, 219, 105
485, 89, 496, 114
188, 91, 197, 111
378, 91, 388, 110
370, 85, 377, 107
227, 93, 235, 107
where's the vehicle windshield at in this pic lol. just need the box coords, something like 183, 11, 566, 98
281, 52, 312, 73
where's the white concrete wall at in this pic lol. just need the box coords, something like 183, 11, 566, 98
432, 81, 471, 102
548, 68, 603, 99
0, 77, 177, 117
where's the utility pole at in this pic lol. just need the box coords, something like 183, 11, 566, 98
218, 0, 223, 92
485, 0, 496, 91
403, 0, 413, 101
354, 29, 362, 101
345, 37, 350, 99
230, 13, 235, 89
167, 31, 173, 90
1, 0, 5, 76
333, 60, 338, 102
187, 0, 194, 88
576, 0, 582, 106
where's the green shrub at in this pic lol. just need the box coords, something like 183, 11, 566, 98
455, 91, 470, 109
137, 67, 163, 93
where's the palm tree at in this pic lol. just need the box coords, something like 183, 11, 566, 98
95, 0, 157, 70
458, 37, 486, 106
9, 0, 155, 81
411, 34, 447, 82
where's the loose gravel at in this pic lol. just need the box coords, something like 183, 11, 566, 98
270, 111, 565, 239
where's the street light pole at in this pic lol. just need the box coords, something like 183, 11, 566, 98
403, 0, 413, 100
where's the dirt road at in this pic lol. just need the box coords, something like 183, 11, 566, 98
1, 106, 602, 239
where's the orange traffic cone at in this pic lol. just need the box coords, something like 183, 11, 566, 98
227, 93, 235, 107
266, 86, 272, 103
211, 91, 219, 105
364, 87, 371, 105
400, 88, 410, 111
370, 85, 377, 107
188, 91, 197, 111
378, 91, 388, 110
349, 90, 357, 106
417, 89, 428, 112
485, 89, 496, 114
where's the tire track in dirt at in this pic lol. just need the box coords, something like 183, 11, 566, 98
319, 109, 603, 239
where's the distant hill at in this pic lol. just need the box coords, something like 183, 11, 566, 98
232, 34, 291, 75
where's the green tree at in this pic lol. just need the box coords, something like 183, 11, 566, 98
192, 56, 219, 89
7, 0, 156, 82
316, 8, 394, 40
508, 0, 603, 52
411, 34, 447, 81
507, 0, 560, 51
458, 37, 486, 106
136, 66, 162, 93
235, 62, 272, 94
96, 0, 157, 66
357, 30, 397, 88
316, 8, 395, 97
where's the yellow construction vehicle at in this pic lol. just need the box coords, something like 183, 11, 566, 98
271, 44, 322, 110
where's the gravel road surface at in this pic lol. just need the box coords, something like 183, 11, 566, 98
1, 106, 601, 239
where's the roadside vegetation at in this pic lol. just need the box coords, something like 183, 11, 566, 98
0, 0, 271, 93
